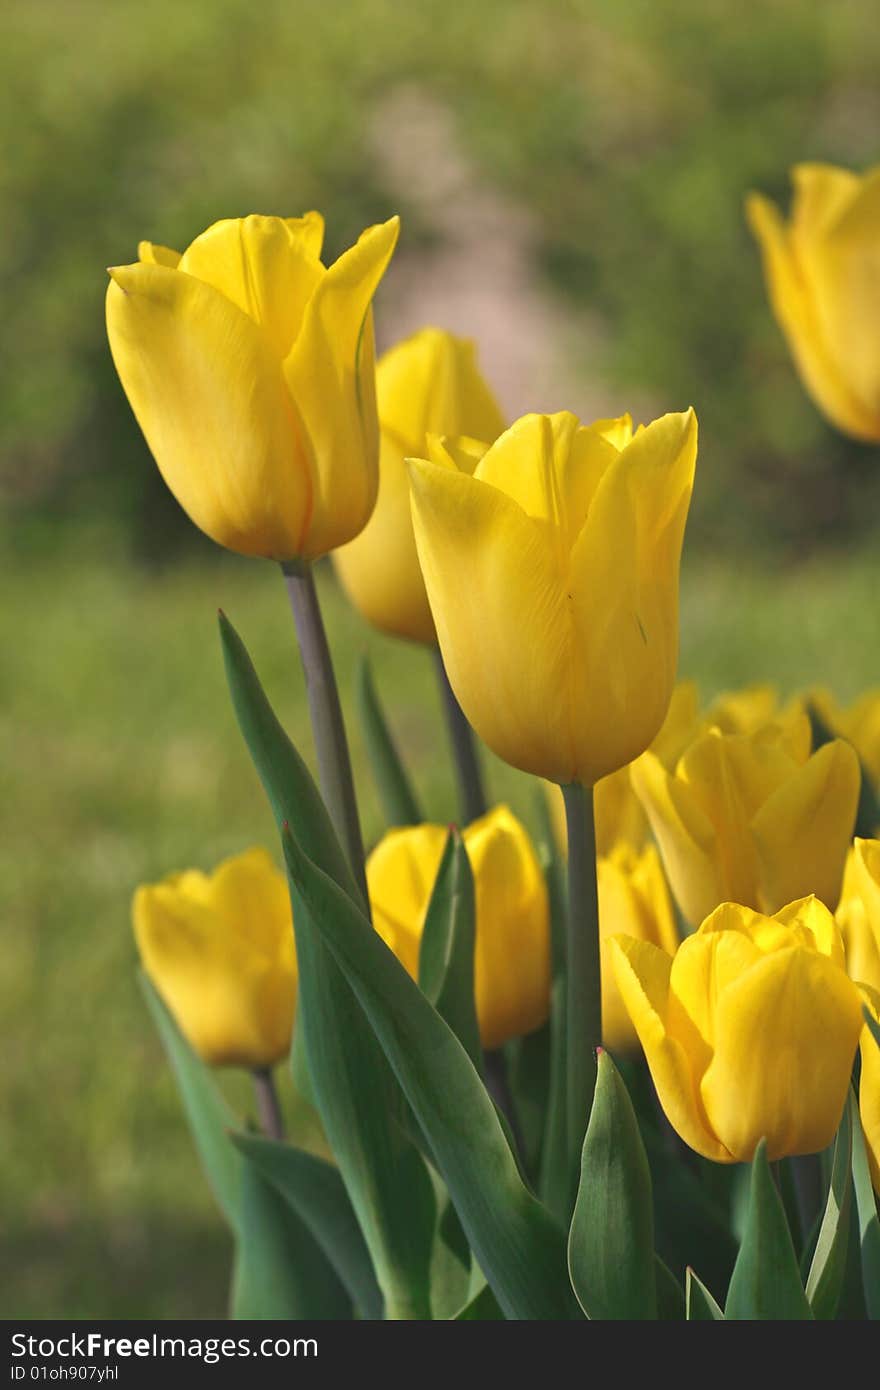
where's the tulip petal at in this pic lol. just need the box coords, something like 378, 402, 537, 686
377, 327, 504, 453
667, 918, 764, 1080
567, 410, 697, 784
746, 192, 879, 442
609, 936, 730, 1161
751, 739, 860, 913
367, 824, 447, 979
790, 163, 861, 237
106, 263, 311, 559
285, 217, 400, 558
859, 985, 880, 1192
178, 213, 325, 359
138, 240, 181, 268
408, 456, 575, 782
772, 895, 846, 969
630, 749, 724, 929
700, 946, 862, 1161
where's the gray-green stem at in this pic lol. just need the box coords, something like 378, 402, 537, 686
561, 781, 601, 1195
282, 563, 369, 906
252, 1067, 285, 1141
433, 648, 487, 826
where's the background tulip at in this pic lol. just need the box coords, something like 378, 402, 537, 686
107, 213, 399, 560
598, 842, 679, 1052
812, 687, 880, 793
133, 847, 297, 1068
366, 806, 550, 1049
611, 896, 864, 1162
632, 716, 860, 928
747, 164, 880, 443
836, 839, 880, 994
861, 988, 880, 1192
334, 326, 505, 643
408, 408, 697, 786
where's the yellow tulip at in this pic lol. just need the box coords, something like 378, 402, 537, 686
133, 847, 296, 1069
106, 213, 399, 561
631, 717, 860, 928
861, 986, 880, 1192
746, 164, 880, 442
366, 806, 550, 1050
598, 842, 679, 1053
408, 408, 698, 785
836, 839, 880, 995
334, 327, 505, 643
811, 687, 880, 790
610, 896, 864, 1162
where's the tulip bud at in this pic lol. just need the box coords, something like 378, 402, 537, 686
598, 842, 679, 1053
746, 164, 880, 443
366, 806, 550, 1050
632, 717, 860, 928
408, 408, 697, 786
107, 213, 399, 561
334, 327, 504, 643
133, 847, 296, 1068
611, 896, 864, 1162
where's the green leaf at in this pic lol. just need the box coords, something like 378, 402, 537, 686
805, 1104, 852, 1319
655, 1257, 685, 1320
230, 1155, 351, 1319
428, 1195, 472, 1320
140, 973, 241, 1231
568, 1049, 657, 1319
356, 654, 422, 827
725, 1141, 813, 1320
685, 1268, 725, 1320
281, 823, 580, 1322
850, 1089, 880, 1319
418, 828, 483, 1073
453, 1283, 505, 1320
231, 1131, 383, 1320
220, 612, 435, 1319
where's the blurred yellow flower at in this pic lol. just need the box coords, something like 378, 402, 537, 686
334, 327, 504, 643
611, 896, 863, 1162
632, 716, 859, 928
598, 842, 679, 1053
836, 840, 880, 995
133, 847, 296, 1069
408, 409, 697, 785
812, 687, 880, 791
107, 213, 399, 561
747, 165, 880, 442
861, 987, 880, 1192
366, 806, 550, 1050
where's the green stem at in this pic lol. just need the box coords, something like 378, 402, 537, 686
252, 1067, 285, 1141
282, 563, 369, 906
561, 781, 601, 1198
433, 649, 487, 826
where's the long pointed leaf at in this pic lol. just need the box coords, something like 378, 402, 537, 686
418, 829, 482, 1072
805, 1104, 852, 1318
281, 823, 580, 1321
356, 654, 422, 826
686, 1268, 725, 1320
851, 1090, 880, 1319
725, 1140, 813, 1320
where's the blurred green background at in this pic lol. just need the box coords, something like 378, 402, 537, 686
2, 0, 879, 1317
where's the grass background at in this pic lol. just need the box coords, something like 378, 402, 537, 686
2, 0, 879, 1317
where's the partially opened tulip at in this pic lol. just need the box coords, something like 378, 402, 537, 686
366, 806, 550, 1050
107, 213, 399, 560
610, 896, 863, 1162
836, 839, 880, 994
408, 408, 698, 786
133, 847, 297, 1068
632, 716, 860, 928
598, 842, 679, 1052
746, 164, 880, 442
334, 327, 505, 643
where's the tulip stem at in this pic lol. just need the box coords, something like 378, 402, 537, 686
561, 781, 601, 1197
433, 650, 487, 825
484, 1047, 526, 1162
283, 563, 369, 905
252, 1067, 285, 1142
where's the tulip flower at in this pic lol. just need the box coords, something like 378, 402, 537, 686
610, 896, 864, 1162
334, 327, 505, 643
133, 847, 296, 1068
861, 988, 880, 1192
836, 840, 880, 995
106, 212, 399, 560
811, 687, 880, 790
408, 408, 698, 786
631, 717, 860, 928
598, 842, 679, 1052
366, 806, 550, 1050
746, 164, 880, 443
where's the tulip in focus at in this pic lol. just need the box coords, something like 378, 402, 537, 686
334, 327, 505, 643
632, 715, 860, 928
106, 213, 399, 560
747, 164, 880, 442
610, 896, 864, 1162
366, 806, 550, 1049
409, 408, 698, 786
836, 839, 880, 995
598, 842, 679, 1053
133, 847, 297, 1068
